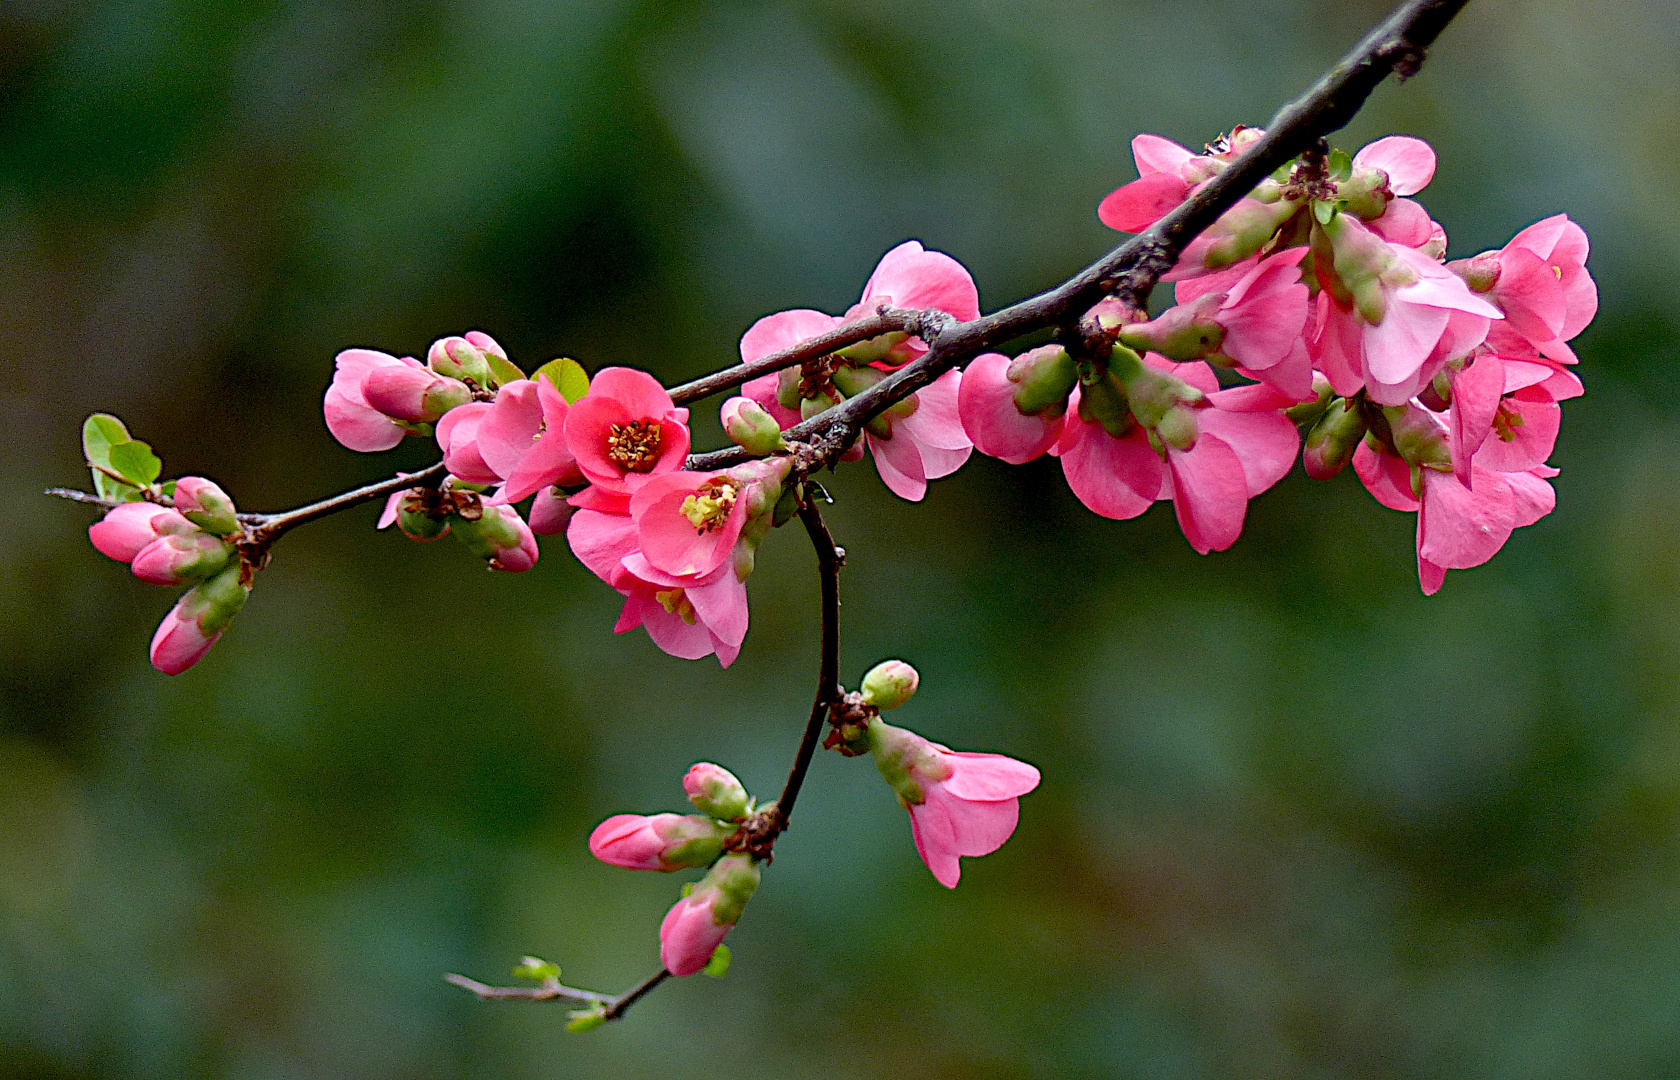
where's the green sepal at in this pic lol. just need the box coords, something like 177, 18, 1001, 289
703, 944, 732, 979
534, 358, 590, 404
1313, 200, 1336, 226
1327, 148, 1353, 181
484, 352, 525, 388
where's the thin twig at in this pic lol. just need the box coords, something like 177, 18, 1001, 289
444, 972, 613, 1006
242, 461, 448, 543
666, 308, 928, 406
773, 497, 844, 832
602, 968, 672, 1020
44, 487, 125, 508
686, 0, 1471, 472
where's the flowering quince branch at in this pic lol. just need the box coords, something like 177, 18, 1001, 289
51, 0, 1603, 1030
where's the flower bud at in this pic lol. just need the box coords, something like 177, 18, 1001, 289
1118, 295, 1227, 362
659, 854, 761, 977
1336, 165, 1393, 220
831, 363, 884, 399
363, 365, 470, 423
588, 812, 731, 871
89, 501, 192, 563
1302, 397, 1368, 480
1198, 197, 1302, 270
1382, 403, 1451, 471
720, 396, 787, 457
683, 763, 751, 820
1447, 251, 1502, 294
427, 335, 492, 387
172, 476, 239, 536
130, 532, 234, 587
1319, 212, 1410, 325
150, 564, 249, 675
1007, 345, 1078, 416
527, 486, 574, 536
1109, 345, 1202, 430
451, 503, 538, 572
860, 660, 919, 710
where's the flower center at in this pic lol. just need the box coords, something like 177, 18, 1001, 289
1493, 400, 1525, 442
655, 588, 697, 625
680, 482, 739, 534
607, 420, 662, 471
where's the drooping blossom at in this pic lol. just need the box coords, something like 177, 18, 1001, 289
736, 240, 977, 500
1452, 213, 1597, 363
865, 717, 1040, 888
587, 813, 731, 872
659, 854, 760, 976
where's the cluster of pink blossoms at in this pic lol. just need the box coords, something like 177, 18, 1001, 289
584, 661, 1038, 989
77, 123, 1595, 994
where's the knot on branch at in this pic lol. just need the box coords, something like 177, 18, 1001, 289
823, 690, 877, 756
722, 804, 787, 862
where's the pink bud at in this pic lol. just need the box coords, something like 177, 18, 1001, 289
588, 812, 729, 871
658, 854, 760, 976
150, 602, 222, 676
172, 476, 239, 535
363, 365, 466, 423
526, 486, 574, 536
88, 502, 191, 563
130, 532, 233, 586
683, 763, 750, 820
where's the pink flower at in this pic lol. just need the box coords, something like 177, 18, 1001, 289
1312, 216, 1504, 404
1445, 350, 1576, 485
1351, 135, 1437, 198
866, 717, 1040, 888
587, 813, 730, 872
683, 762, 751, 820
1049, 356, 1299, 553
628, 470, 750, 580
1352, 417, 1558, 595
324, 349, 431, 452
564, 368, 691, 498
1096, 129, 1263, 233
1125, 248, 1314, 400
434, 401, 500, 485
613, 558, 749, 668
88, 501, 192, 563
478, 377, 583, 504
659, 854, 760, 976
735, 240, 978, 500
957, 349, 1070, 464
1454, 214, 1596, 363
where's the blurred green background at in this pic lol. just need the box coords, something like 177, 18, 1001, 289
3, 0, 1679, 1076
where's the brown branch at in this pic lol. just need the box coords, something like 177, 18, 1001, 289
666, 308, 938, 406
445, 966, 671, 1023
48, 462, 449, 547
686, 0, 1471, 472
776, 497, 844, 829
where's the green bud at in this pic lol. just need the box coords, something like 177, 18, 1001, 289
831, 363, 884, 399
1382, 403, 1451, 470
860, 659, 919, 710
566, 1006, 608, 1033
511, 956, 561, 982
703, 943, 732, 978
1007, 345, 1078, 416
1302, 397, 1368, 480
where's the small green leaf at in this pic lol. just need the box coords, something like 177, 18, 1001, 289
534, 357, 590, 404
1328, 148, 1353, 180
566, 1006, 607, 1033
484, 352, 526, 388
680, 882, 695, 898
108, 440, 163, 486
511, 955, 561, 982
702, 943, 731, 979
82, 413, 131, 468
1312, 200, 1336, 226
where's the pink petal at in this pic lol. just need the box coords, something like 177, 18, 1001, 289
958, 352, 1063, 464
1418, 553, 1447, 596
1366, 197, 1435, 247
900, 369, 972, 451
566, 507, 637, 585
1352, 135, 1437, 196
324, 383, 405, 452
1418, 467, 1515, 569
940, 752, 1042, 801
1131, 133, 1196, 176
868, 431, 928, 502
1353, 442, 1420, 512
1057, 413, 1161, 521
1197, 407, 1299, 497
859, 241, 981, 322
1217, 251, 1309, 371
1363, 301, 1450, 387
1448, 351, 1506, 483
739, 309, 844, 363
1507, 469, 1557, 528
1494, 247, 1567, 344
1097, 172, 1190, 233
476, 380, 543, 478
1165, 436, 1249, 554
1472, 392, 1560, 474
685, 570, 749, 649
741, 373, 802, 430
1310, 296, 1367, 398
907, 798, 963, 888
1174, 254, 1259, 305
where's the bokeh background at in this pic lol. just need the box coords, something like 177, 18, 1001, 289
3, 0, 1679, 1076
